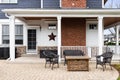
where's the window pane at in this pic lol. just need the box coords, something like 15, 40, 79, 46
3, 40, 9, 44
1, 0, 9, 3
2, 25, 9, 35
2, 25, 9, 44
15, 25, 23, 35
15, 25, 23, 45
15, 40, 23, 44
10, 0, 17, 3
2, 35, 9, 40
15, 35, 23, 40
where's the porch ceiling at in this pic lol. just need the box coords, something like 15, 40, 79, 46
104, 17, 120, 28
23, 17, 56, 20
2, 9, 120, 28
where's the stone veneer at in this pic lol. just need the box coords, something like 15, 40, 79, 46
37, 46, 57, 54
16, 46, 26, 57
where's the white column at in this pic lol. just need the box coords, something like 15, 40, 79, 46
116, 25, 119, 46
9, 16, 15, 61
0, 24, 2, 45
102, 0, 104, 8
23, 24, 27, 46
87, 47, 91, 58
41, 0, 43, 8
60, 0, 62, 8
116, 25, 120, 54
98, 16, 104, 55
57, 16, 61, 62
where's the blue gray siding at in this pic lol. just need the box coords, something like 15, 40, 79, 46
43, 0, 60, 9
86, 0, 102, 8
0, 0, 103, 19
0, 0, 41, 19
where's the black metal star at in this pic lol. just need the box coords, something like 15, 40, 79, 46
48, 32, 56, 41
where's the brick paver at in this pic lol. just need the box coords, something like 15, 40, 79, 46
0, 60, 118, 80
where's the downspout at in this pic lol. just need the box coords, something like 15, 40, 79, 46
5, 13, 10, 18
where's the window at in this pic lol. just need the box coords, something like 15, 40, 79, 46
15, 25, 23, 44
0, 0, 17, 3
2, 25, 9, 44
2, 24, 23, 45
89, 24, 97, 30
48, 24, 57, 30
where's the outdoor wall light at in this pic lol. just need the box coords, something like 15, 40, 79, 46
39, 25, 41, 31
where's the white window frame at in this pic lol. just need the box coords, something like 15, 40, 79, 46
2, 24, 23, 45
15, 25, 23, 45
2, 24, 9, 44
0, 0, 18, 3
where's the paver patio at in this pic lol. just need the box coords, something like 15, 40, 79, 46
0, 58, 118, 80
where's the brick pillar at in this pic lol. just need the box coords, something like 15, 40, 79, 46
62, 0, 86, 8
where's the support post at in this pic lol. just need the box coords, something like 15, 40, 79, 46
57, 16, 61, 62
98, 16, 104, 55
88, 47, 91, 58
9, 16, 15, 61
116, 25, 120, 54
41, 0, 43, 8
0, 24, 2, 45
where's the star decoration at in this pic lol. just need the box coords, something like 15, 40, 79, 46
48, 32, 56, 41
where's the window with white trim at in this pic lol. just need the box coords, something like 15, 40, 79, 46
48, 24, 57, 30
15, 25, 23, 44
2, 24, 23, 45
0, 0, 17, 3
2, 25, 9, 44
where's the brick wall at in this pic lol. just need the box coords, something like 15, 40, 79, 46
62, 18, 86, 46
62, 0, 86, 8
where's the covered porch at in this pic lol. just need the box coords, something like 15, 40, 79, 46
2, 9, 120, 61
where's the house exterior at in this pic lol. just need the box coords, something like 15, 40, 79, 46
0, 0, 120, 61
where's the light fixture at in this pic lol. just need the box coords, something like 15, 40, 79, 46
39, 25, 41, 31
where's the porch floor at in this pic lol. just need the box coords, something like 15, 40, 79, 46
0, 54, 118, 80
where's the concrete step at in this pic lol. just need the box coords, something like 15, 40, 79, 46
21, 54, 39, 57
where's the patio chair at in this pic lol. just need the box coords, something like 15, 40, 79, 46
51, 53, 59, 70
43, 50, 59, 70
43, 51, 53, 68
96, 52, 113, 71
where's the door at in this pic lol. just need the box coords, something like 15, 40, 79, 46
86, 23, 98, 46
27, 29, 36, 50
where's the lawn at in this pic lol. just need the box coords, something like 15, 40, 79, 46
113, 64, 120, 80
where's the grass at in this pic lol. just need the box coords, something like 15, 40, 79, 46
113, 64, 120, 80
117, 77, 120, 80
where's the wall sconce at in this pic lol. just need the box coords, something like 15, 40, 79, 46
39, 25, 41, 31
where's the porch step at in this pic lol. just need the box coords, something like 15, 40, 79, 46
27, 50, 37, 53
21, 54, 39, 57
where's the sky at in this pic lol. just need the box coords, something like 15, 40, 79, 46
104, 27, 115, 35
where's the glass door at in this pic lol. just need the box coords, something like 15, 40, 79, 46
27, 29, 36, 50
